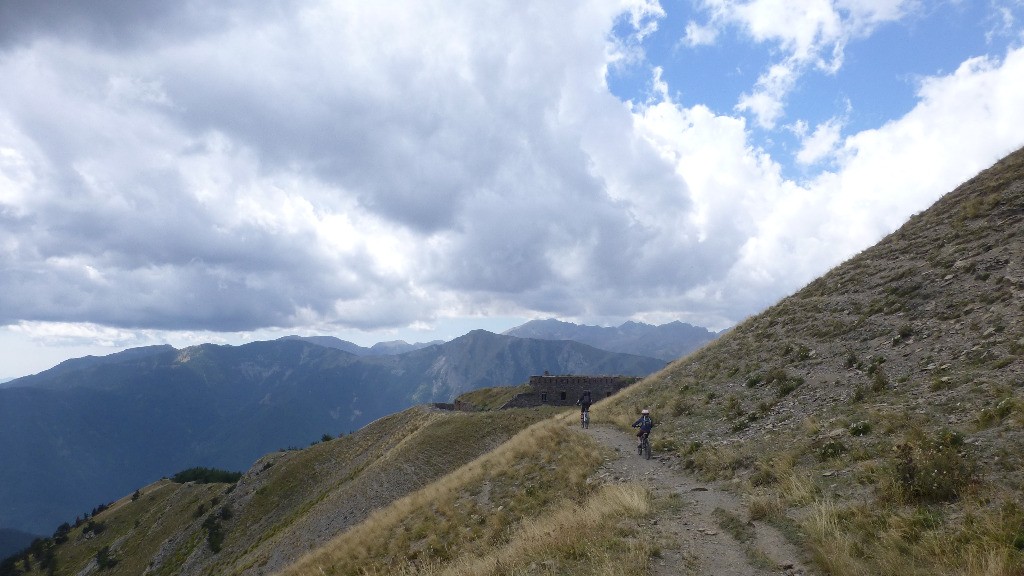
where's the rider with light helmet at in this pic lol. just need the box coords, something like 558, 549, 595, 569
631, 408, 654, 451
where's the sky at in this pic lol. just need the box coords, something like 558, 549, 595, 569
1, 0, 1023, 379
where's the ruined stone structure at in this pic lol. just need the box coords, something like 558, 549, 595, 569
500, 374, 641, 409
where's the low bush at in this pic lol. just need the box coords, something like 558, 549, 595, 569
849, 421, 872, 436
819, 440, 847, 460
887, 431, 977, 504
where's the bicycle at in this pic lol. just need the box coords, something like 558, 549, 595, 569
638, 432, 651, 460
580, 410, 589, 429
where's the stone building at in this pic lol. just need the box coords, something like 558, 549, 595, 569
500, 373, 641, 409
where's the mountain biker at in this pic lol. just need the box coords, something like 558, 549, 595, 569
576, 391, 592, 415
631, 409, 654, 449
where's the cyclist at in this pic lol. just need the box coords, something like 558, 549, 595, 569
576, 391, 592, 415
631, 408, 654, 450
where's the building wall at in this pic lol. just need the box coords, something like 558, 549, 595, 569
523, 375, 640, 407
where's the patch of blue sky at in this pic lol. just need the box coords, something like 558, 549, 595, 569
608, 0, 1024, 180
826, 1, 1016, 133
608, 3, 770, 115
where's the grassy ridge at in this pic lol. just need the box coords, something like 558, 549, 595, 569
12, 406, 564, 575
280, 416, 655, 575
454, 384, 532, 411
13, 479, 232, 576
181, 406, 563, 575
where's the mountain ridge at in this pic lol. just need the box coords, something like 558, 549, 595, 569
503, 318, 719, 361
0, 330, 664, 535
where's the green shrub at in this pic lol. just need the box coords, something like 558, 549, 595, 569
750, 465, 777, 487
977, 397, 1015, 427
172, 467, 243, 484
819, 440, 847, 460
777, 378, 802, 397
851, 385, 866, 403
96, 546, 117, 570
897, 324, 914, 339
764, 367, 789, 386
204, 513, 225, 553
871, 367, 890, 392
849, 421, 872, 436
724, 395, 744, 419
669, 397, 691, 416
888, 432, 977, 504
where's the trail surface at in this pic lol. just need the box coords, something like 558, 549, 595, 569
584, 424, 814, 576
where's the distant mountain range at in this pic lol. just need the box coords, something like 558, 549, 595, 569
503, 318, 719, 361
278, 335, 445, 356
0, 328, 668, 536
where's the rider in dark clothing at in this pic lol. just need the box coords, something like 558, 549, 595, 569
576, 391, 592, 414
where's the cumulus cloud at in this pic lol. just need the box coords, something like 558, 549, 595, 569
0, 0, 704, 335
794, 116, 845, 165
1, 0, 1024, 373
628, 43, 1024, 326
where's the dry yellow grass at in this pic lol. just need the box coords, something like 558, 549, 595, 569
278, 418, 628, 576
801, 494, 1024, 576
385, 483, 653, 576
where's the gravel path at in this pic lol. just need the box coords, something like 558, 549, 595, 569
584, 424, 814, 576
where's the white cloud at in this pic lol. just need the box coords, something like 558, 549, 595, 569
688, 0, 915, 127
628, 43, 1024, 325
737, 60, 800, 128
2, 0, 1024, 376
795, 116, 845, 165
0, 0, 697, 335
683, 20, 720, 46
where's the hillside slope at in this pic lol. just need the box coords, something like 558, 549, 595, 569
5, 406, 562, 576
601, 145, 1024, 575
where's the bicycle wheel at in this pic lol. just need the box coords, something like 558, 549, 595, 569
643, 437, 651, 460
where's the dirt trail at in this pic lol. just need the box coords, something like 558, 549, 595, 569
584, 424, 813, 576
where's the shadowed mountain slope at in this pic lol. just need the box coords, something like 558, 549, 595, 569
0, 331, 663, 535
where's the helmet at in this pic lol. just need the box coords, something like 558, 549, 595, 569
641, 409, 649, 414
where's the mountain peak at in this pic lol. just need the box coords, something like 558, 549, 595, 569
503, 318, 717, 361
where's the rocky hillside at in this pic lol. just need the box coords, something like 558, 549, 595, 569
603, 145, 1024, 574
